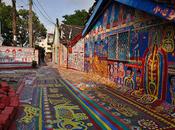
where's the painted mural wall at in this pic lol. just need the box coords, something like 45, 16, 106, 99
68, 39, 84, 71
59, 44, 67, 68
0, 46, 38, 63
84, 1, 175, 104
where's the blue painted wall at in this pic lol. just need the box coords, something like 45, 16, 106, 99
84, 1, 175, 104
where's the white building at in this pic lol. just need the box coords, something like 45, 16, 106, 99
38, 33, 54, 62
52, 19, 60, 64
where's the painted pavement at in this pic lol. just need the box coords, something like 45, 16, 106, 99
60, 68, 175, 130
15, 67, 110, 130
2, 66, 174, 129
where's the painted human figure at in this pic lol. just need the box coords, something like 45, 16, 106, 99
124, 67, 134, 89
109, 64, 114, 81
118, 63, 125, 84
136, 69, 142, 90
169, 76, 175, 105
113, 62, 118, 83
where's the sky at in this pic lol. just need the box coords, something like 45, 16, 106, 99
3, 0, 95, 33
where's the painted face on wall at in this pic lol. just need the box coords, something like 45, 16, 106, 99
110, 64, 114, 73
119, 63, 124, 70
118, 63, 125, 80
114, 62, 118, 68
126, 68, 132, 76
162, 39, 174, 52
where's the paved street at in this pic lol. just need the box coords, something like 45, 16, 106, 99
1, 0, 175, 129
0, 64, 173, 130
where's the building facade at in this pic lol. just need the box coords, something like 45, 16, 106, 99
38, 33, 54, 62
68, 39, 84, 71
82, 0, 175, 104
59, 44, 67, 68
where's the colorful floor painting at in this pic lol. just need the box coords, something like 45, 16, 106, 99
59, 68, 175, 130
3, 66, 175, 130
15, 67, 103, 130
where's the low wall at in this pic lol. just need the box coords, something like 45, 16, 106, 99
0, 46, 38, 64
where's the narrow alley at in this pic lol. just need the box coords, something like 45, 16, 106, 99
3, 64, 172, 130
0, 0, 175, 130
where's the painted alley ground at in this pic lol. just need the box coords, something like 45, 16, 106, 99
2, 64, 175, 130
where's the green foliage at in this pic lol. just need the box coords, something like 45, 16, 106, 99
62, 9, 88, 26
18, 9, 47, 46
0, 3, 13, 45
0, 3, 47, 46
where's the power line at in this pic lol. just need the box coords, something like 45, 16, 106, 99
35, 0, 54, 22
62, 24, 83, 30
21, 0, 26, 5
33, 0, 55, 25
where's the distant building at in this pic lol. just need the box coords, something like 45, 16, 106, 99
52, 21, 83, 67
38, 33, 54, 62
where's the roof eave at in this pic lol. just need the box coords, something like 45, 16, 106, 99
82, 0, 175, 37
82, 0, 104, 37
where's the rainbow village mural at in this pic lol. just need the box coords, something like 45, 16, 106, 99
58, 0, 175, 105
68, 38, 84, 71
80, 0, 175, 105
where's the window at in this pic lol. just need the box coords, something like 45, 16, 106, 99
108, 35, 117, 59
108, 31, 130, 61
118, 31, 129, 60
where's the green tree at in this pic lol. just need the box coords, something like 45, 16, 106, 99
17, 9, 47, 46
0, 2, 47, 46
0, 3, 13, 46
62, 9, 88, 26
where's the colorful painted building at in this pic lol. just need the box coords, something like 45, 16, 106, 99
59, 43, 68, 68
56, 23, 83, 68
68, 35, 84, 71
82, 0, 175, 104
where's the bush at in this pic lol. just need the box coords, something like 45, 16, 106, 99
32, 60, 37, 68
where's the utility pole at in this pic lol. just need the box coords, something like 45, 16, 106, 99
55, 18, 60, 64
0, 21, 3, 46
0, 21, 1, 35
12, 0, 17, 46
28, 0, 33, 47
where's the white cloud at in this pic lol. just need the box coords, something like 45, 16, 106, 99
2, 0, 12, 5
46, 24, 54, 34
65, 0, 95, 11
